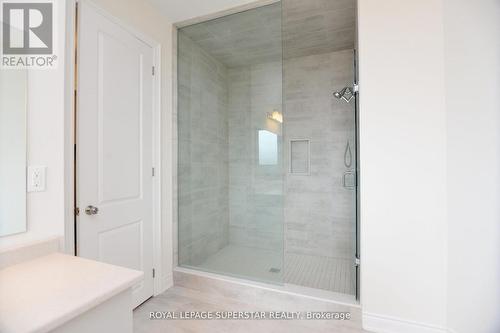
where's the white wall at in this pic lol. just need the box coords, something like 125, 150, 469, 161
444, 0, 500, 332
358, 0, 448, 331
359, 1, 500, 332
0, 1, 66, 251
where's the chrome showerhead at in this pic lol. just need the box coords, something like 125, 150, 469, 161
333, 86, 356, 103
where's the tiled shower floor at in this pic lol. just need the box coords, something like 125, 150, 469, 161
285, 252, 356, 295
196, 245, 355, 295
197, 245, 284, 283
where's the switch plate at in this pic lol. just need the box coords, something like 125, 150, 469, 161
27, 166, 47, 192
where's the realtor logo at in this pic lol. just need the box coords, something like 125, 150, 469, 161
3, 2, 52, 54
1, 1, 56, 68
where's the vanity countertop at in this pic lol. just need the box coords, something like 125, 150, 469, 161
0, 253, 143, 333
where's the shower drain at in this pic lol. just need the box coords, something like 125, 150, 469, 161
269, 268, 281, 273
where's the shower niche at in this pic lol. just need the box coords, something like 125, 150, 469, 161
177, 0, 358, 300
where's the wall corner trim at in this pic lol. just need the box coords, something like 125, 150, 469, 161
362, 311, 448, 333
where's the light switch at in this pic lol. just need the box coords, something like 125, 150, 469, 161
27, 166, 47, 192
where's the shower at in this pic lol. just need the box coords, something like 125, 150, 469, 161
176, 0, 358, 300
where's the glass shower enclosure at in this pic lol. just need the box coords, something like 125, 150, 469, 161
177, 3, 284, 284
177, 0, 358, 296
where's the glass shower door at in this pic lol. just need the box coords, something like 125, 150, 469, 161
177, 3, 284, 284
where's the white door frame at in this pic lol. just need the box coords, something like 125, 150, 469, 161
63, 0, 166, 296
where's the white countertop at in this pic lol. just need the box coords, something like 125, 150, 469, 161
0, 253, 143, 333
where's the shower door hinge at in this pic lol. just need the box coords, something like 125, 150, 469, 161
355, 256, 361, 267
353, 83, 359, 93
152, 268, 156, 278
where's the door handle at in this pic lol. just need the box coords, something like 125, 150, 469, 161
85, 206, 99, 216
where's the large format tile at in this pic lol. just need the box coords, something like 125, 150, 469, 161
134, 285, 369, 333
284, 49, 356, 261
177, 31, 230, 267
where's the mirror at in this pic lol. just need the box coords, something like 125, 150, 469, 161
0, 69, 27, 237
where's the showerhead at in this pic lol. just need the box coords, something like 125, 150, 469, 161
333, 86, 355, 103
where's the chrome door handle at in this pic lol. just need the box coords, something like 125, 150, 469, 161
85, 206, 99, 215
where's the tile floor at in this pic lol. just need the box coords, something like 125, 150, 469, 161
285, 253, 356, 295
133, 286, 370, 333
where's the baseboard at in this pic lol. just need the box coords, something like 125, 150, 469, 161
165, 273, 174, 289
154, 273, 173, 296
363, 311, 448, 333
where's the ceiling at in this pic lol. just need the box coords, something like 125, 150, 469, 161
173, 0, 356, 68
179, 3, 282, 68
146, 0, 257, 23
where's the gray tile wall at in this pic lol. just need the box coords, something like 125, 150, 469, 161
284, 49, 356, 260
227, 61, 284, 253
225, 49, 356, 262
176, 2, 357, 271
177, 32, 230, 266
282, 0, 356, 59
177, 45, 357, 266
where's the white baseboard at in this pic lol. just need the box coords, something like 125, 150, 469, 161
165, 273, 174, 289
153, 273, 173, 296
363, 311, 448, 333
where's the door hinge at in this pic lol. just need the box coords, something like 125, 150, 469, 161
152, 167, 155, 177
152, 66, 155, 76
152, 268, 156, 278
74, 207, 80, 216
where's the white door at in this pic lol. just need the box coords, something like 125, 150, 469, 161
77, 1, 155, 308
